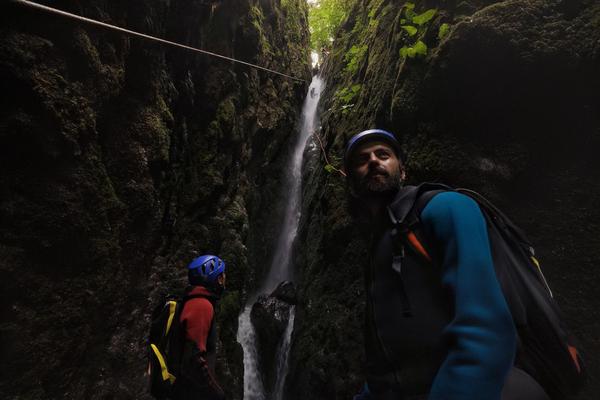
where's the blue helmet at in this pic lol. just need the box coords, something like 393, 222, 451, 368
344, 129, 404, 171
187, 255, 226, 286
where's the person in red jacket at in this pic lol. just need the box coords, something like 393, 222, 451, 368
174, 254, 227, 400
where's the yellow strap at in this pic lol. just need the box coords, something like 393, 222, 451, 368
531, 256, 554, 298
165, 301, 177, 335
150, 344, 176, 383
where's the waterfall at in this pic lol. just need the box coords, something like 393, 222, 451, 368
238, 302, 266, 400
272, 306, 295, 399
237, 76, 325, 400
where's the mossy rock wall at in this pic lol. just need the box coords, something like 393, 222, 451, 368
288, 1, 600, 399
0, 0, 310, 399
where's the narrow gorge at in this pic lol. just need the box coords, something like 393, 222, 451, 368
1, 1, 599, 400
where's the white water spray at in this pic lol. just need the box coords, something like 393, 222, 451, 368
238, 303, 266, 400
272, 306, 296, 399
237, 76, 325, 400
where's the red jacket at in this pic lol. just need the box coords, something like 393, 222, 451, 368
180, 285, 214, 353
176, 285, 224, 400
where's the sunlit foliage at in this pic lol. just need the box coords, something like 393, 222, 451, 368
398, 3, 439, 59
308, 0, 354, 56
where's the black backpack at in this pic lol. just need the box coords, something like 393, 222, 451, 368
387, 183, 586, 400
148, 293, 203, 399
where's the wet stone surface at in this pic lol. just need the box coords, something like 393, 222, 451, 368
250, 281, 297, 395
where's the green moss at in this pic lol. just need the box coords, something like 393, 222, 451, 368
134, 101, 171, 163
280, 0, 310, 73
250, 4, 274, 56
367, 0, 385, 19
71, 28, 102, 74
215, 97, 236, 125
219, 289, 241, 327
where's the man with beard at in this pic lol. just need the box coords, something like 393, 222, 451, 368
345, 130, 549, 400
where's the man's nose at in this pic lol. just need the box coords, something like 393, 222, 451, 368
368, 153, 380, 165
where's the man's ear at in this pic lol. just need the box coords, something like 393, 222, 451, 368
400, 166, 407, 181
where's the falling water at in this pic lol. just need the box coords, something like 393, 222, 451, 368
262, 75, 324, 292
237, 76, 324, 400
272, 306, 295, 398
238, 302, 266, 400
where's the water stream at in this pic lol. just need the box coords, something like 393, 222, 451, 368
236, 76, 324, 400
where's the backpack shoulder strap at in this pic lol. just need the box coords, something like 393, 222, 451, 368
405, 189, 446, 263
387, 183, 451, 264
384, 184, 450, 316
387, 183, 453, 224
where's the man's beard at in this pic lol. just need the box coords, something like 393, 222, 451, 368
352, 166, 403, 199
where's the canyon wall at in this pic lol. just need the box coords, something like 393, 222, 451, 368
0, 0, 310, 398
289, 1, 600, 399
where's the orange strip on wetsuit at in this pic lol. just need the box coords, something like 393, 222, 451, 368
407, 230, 432, 262
568, 345, 581, 373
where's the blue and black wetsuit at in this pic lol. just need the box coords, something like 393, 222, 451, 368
365, 190, 534, 399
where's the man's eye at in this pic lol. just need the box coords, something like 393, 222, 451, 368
355, 155, 369, 164
376, 151, 390, 159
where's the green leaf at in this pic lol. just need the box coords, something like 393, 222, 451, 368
438, 23, 450, 39
336, 84, 362, 105
344, 44, 368, 74
413, 40, 428, 56
404, 3, 416, 19
412, 9, 437, 26
399, 46, 409, 58
324, 164, 335, 173
407, 47, 417, 58
401, 25, 418, 36
400, 18, 406, 24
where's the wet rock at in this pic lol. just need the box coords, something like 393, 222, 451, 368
289, 1, 600, 399
271, 280, 298, 305
250, 281, 296, 394
0, 0, 310, 398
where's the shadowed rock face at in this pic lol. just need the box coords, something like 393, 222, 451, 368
250, 281, 297, 394
288, 1, 600, 399
3, 0, 599, 399
0, 0, 310, 399
271, 280, 298, 305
